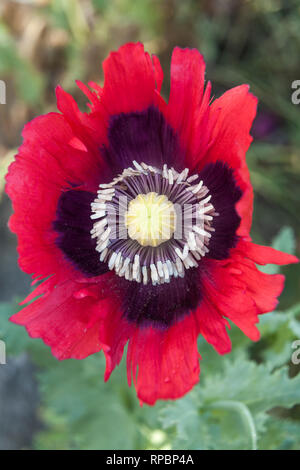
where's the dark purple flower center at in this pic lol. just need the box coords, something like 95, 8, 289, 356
53, 106, 242, 328
90, 161, 217, 285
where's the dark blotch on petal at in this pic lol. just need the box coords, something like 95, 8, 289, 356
53, 189, 108, 277
120, 268, 201, 329
199, 161, 242, 259
103, 105, 184, 174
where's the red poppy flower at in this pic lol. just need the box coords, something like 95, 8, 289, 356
5, 43, 298, 405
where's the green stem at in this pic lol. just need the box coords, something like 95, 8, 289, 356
210, 400, 257, 450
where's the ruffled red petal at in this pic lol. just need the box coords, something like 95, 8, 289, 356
101, 310, 134, 383
196, 300, 231, 355
10, 275, 117, 360
55, 85, 109, 150
200, 241, 298, 342
166, 50, 257, 237
201, 85, 258, 237
166, 48, 212, 166
237, 240, 299, 266
100, 42, 161, 115
5, 112, 104, 283
126, 315, 200, 405
56, 43, 164, 162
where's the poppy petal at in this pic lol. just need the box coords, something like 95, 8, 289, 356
201, 85, 258, 237
10, 276, 116, 360
101, 42, 161, 115
167, 47, 211, 164
127, 315, 200, 405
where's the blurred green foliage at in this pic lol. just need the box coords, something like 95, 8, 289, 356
0, 0, 300, 451
0, 23, 43, 105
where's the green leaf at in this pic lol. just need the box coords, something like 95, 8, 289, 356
35, 353, 146, 450
160, 354, 300, 450
258, 417, 300, 450
252, 303, 300, 368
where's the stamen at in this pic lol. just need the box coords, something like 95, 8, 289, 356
90, 161, 217, 285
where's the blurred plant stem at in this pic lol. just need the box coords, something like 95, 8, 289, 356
210, 400, 257, 451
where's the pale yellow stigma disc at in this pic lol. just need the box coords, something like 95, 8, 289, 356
125, 192, 176, 247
